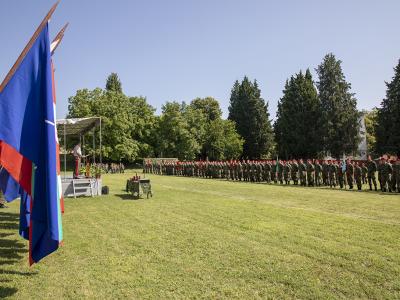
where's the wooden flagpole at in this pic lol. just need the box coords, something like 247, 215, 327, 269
0, 1, 61, 93
51, 22, 69, 55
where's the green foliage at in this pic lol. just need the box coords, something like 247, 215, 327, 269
68, 73, 244, 161
376, 59, 400, 155
129, 97, 157, 158
105, 72, 123, 93
190, 97, 222, 121
182, 103, 207, 153
363, 108, 378, 156
228, 77, 274, 159
188, 97, 243, 160
155, 102, 201, 160
67, 88, 103, 118
316, 54, 360, 158
68, 84, 156, 162
203, 119, 244, 160
274, 69, 323, 159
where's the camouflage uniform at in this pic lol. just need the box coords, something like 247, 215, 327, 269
299, 160, 307, 186
283, 162, 291, 185
256, 162, 263, 182
346, 161, 354, 189
379, 159, 392, 192
394, 160, 400, 193
354, 163, 362, 190
277, 161, 284, 184
306, 160, 315, 187
337, 162, 345, 189
328, 162, 337, 188
390, 160, 398, 192
314, 161, 322, 186
236, 162, 243, 181
361, 164, 368, 185
291, 161, 299, 185
271, 162, 277, 183
263, 162, 271, 183
322, 161, 329, 186
366, 159, 377, 191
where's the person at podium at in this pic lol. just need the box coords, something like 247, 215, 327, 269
73, 142, 82, 179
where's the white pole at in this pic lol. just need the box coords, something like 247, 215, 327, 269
99, 118, 102, 164
63, 123, 66, 179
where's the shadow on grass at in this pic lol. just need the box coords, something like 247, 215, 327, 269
0, 211, 37, 298
114, 194, 138, 200
0, 287, 18, 299
270, 183, 400, 195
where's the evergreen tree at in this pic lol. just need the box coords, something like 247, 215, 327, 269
105, 72, 122, 93
376, 59, 400, 155
228, 77, 274, 158
274, 69, 323, 159
316, 54, 360, 158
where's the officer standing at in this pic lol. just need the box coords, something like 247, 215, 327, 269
394, 157, 400, 193
354, 162, 363, 191
306, 159, 315, 187
365, 156, 377, 191
380, 157, 392, 192
271, 160, 277, 183
283, 161, 291, 185
315, 160, 322, 187
291, 160, 299, 185
337, 160, 345, 189
361, 163, 368, 185
346, 159, 354, 189
299, 159, 307, 187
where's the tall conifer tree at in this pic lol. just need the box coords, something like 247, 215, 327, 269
228, 77, 274, 158
274, 69, 322, 158
106, 72, 123, 93
376, 59, 400, 155
316, 54, 360, 158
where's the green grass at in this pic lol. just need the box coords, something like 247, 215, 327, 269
1, 170, 400, 299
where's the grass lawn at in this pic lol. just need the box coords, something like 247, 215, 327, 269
1, 170, 400, 299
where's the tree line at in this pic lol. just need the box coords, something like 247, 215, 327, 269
67, 54, 400, 162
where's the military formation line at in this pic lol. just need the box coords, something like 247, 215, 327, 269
143, 156, 400, 193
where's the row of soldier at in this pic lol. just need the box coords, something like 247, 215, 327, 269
92, 162, 125, 174
143, 156, 400, 193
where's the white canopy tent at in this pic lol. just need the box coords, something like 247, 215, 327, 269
56, 117, 102, 179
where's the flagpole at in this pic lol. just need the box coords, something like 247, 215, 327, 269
0, 1, 61, 93
51, 23, 69, 55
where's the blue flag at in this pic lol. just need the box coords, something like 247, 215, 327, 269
0, 24, 62, 264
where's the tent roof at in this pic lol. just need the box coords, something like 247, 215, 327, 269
57, 117, 100, 136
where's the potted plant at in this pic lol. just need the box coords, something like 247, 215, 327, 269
94, 165, 102, 179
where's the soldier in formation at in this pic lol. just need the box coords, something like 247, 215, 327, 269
142, 157, 400, 193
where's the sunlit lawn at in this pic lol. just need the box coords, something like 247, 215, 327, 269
1, 170, 399, 299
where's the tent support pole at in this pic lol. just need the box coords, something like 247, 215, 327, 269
63, 123, 66, 179
93, 128, 96, 164
99, 118, 102, 164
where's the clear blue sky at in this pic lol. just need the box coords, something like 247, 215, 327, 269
1, 0, 399, 119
